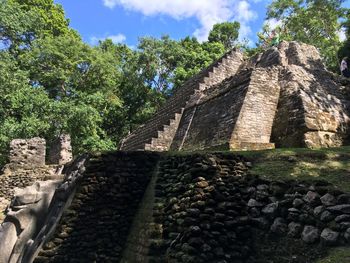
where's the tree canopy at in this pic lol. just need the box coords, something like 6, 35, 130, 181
0, 0, 240, 165
208, 22, 240, 50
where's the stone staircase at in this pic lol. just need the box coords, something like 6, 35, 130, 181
120, 49, 244, 151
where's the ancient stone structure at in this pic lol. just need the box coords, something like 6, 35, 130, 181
2, 43, 350, 263
0, 155, 88, 263
35, 152, 159, 262
120, 48, 244, 151
0, 136, 73, 223
9, 138, 46, 168
24, 152, 350, 263
48, 134, 73, 165
121, 41, 350, 151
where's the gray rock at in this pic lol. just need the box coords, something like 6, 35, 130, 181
251, 217, 270, 230
257, 184, 269, 191
327, 205, 350, 214
313, 206, 325, 217
270, 217, 288, 235
320, 193, 336, 206
0, 222, 18, 263
303, 191, 320, 206
337, 194, 350, 204
320, 211, 335, 222
302, 225, 320, 244
320, 228, 339, 246
293, 198, 304, 208
262, 202, 278, 217
335, 214, 350, 223
288, 222, 303, 238
344, 228, 350, 242
247, 199, 264, 207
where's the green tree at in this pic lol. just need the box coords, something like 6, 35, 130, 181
173, 37, 225, 89
137, 35, 225, 95
266, 0, 348, 71
208, 22, 240, 50
338, 13, 350, 65
0, 0, 75, 54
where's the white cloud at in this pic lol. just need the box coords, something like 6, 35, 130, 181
90, 33, 126, 45
102, 0, 257, 41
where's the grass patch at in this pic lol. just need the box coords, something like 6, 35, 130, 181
237, 147, 350, 192
316, 247, 350, 263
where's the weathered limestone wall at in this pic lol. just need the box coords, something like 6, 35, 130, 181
170, 70, 251, 151
120, 49, 244, 151
35, 152, 160, 263
229, 67, 280, 150
272, 42, 350, 148
0, 166, 60, 222
48, 134, 73, 165
9, 138, 46, 168
0, 137, 67, 223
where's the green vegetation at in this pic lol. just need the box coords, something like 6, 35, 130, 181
0, 0, 237, 165
208, 21, 240, 50
317, 247, 350, 263
237, 147, 350, 192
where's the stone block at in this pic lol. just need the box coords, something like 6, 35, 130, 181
48, 134, 73, 165
9, 138, 46, 168
0, 222, 18, 262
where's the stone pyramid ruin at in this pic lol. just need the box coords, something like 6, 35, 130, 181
121, 41, 350, 151
2, 42, 350, 263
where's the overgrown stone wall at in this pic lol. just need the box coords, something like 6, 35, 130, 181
150, 154, 350, 262
35, 152, 160, 262
170, 70, 251, 151
31, 152, 350, 263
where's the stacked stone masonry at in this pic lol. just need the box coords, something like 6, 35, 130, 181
35, 152, 160, 263
48, 134, 73, 165
9, 138, 46, 168
32, 152, 350, 263
122, 41, 350, 151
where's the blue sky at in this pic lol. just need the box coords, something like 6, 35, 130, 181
54, 0, 348, 47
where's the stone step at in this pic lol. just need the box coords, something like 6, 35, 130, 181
121, 48, 243, 151
230, 141, 275, 151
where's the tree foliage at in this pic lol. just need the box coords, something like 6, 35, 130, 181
338, 13, 350, 62
208, 22, 240, 50
0, 0, 240, 166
